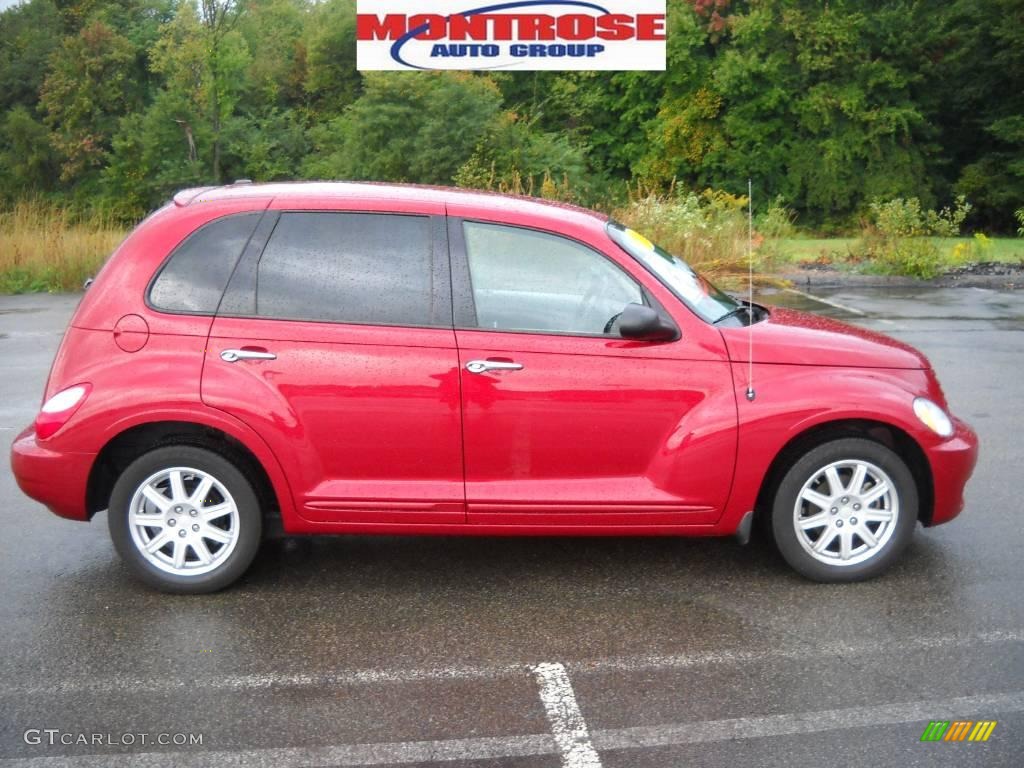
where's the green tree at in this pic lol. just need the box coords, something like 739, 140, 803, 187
223, 108, 309, 181
238, 0, 307, 108
91, 0, 176, 101
304, 72, 502, 184
1, 0, 1022, 229
102, 90, 211, 219
0, 106, 61, 201
772, 2, 932, 217
938, 0, 1024, 230
455, 113, 594, 202
491, 70, 663, 187
148, 0, 251, 183
53, 0, 105, 33
102, 0, 251, 217
304, 0, 361, 113
0, 0, 63, 113
197, 0, 251, 182
637, 0, 936, 225
40, 20, 141, 183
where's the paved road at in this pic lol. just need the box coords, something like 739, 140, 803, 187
0, 287, 1022, 767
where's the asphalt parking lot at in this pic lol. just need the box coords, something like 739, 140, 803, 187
1, 286, 1022, 767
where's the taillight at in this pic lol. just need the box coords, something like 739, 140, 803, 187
35, 383, 92, 440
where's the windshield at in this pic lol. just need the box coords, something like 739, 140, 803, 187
606, 221, 743, 324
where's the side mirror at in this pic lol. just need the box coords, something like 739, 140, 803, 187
617, 303, 679, 342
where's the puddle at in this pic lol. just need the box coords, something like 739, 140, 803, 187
754, 288, 860, 319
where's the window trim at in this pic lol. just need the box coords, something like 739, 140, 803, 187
214, 209, 454, 330
449, 216, 669, 339
145, 211, 265, 318
215, 210, 282, 318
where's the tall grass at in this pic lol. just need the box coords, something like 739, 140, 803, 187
0, 202, 128, 293
612, 183, 774, 287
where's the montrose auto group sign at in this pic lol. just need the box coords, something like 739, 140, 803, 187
356, 1, 666, 71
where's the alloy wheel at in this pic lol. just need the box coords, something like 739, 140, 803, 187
792, 459, 899, 566
127, 466, 240, 576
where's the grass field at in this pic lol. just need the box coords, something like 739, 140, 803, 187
777, 236, 1024, 268
0, 203, 127, 293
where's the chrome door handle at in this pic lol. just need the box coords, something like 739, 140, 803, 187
221, 349, 276, 363
465, 360, 524, 374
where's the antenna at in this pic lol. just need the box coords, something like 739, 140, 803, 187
746, 179, 756, 402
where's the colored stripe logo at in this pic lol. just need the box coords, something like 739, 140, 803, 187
967, 721, 998, 742
920, 720, 997, 742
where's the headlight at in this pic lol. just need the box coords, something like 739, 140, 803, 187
913, 397, 954, 438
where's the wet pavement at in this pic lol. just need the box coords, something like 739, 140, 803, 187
1, 287, 1022, 767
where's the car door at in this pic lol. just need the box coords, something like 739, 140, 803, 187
201, 204, 465, 527
449, 215, 738, 528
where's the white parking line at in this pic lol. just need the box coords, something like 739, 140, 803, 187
3, 627, 1020, 697
0, 733, 557, 768
533, 662, 602, 768
2, 690, 1022, 767
591, 689, 1024, 750
784, 287, 867, 316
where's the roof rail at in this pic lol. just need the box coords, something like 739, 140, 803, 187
172, 186, 218, 207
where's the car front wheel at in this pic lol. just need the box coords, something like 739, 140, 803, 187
771, 438, 918, 582
108, 446, 262, 593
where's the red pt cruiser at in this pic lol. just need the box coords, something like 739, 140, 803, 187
10, 183, 978, 592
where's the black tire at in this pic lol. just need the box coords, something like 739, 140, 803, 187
771, 438, 918, 582
108, 446, 262, 594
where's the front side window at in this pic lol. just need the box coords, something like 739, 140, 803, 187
607, 221, 742, 324
256, 212, 434, 326
463, 221, 643, 335
149, 213, 260, 314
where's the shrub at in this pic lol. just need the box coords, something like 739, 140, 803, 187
858, 196, 971, 278
612, 184, 754, 276
755, 195, 797, 266
1016, 207, 1024, 237
454, 161, 577, 203
973, 232, 994, 258
869, 196, 970, 238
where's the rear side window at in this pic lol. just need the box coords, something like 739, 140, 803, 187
255, 212, 434, 326
149, 213, 260, 314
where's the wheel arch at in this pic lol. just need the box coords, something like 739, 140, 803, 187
753, 418, 934, 531
86, 420, 285, 536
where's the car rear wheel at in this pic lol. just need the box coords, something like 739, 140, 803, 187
771, 438, 918, 582
108, 446, 262, 593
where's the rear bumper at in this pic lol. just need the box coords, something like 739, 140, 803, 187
925, 417, 979, 526
10, 426, 94, 521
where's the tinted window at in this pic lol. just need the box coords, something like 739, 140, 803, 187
463, 221, 642, 335
256, 213, 434, 326
149, 213, 260, 314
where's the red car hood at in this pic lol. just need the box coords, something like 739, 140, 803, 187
719, 307, 930, 369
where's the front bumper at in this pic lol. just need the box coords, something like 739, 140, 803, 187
10, 426, 95, 521
924, 417, 979, 526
